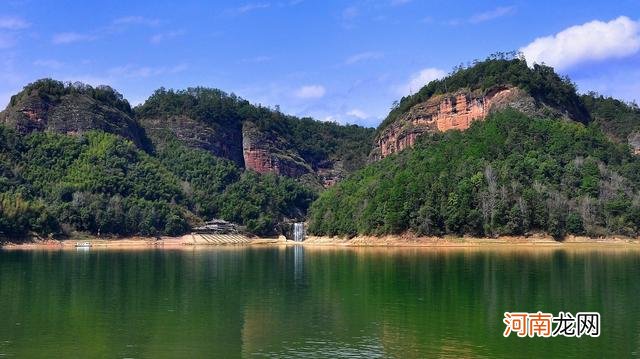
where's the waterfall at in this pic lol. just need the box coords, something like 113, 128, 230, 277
293, 222, 305, 242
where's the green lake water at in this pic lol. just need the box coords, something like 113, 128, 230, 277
0, 245, 639, 358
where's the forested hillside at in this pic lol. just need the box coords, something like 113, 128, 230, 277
2, 57, 640, 242
309, 110, 640, 239
0, 126, 315, 238
136, 87, 375, 185
582, 93, 640, 153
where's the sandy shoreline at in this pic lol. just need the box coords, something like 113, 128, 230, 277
2, 233, 639, 250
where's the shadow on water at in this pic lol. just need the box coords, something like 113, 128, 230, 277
0, 246, 639, 358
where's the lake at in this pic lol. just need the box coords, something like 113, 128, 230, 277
0, 245, 638, 358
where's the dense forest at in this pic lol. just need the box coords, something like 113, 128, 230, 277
582, 92, 640, 146
309, 110, 640, 239
0, 125, 316, 238
0, 79, 378, 240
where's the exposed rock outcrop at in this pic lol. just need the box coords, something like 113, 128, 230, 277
140, 114, 245, 166
242, 121, 311, 177
1, 88, 150, 150
373, 86, 571, 159
629, 132, 640, 155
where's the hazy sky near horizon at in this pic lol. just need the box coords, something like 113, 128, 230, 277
0, 0, 638, 127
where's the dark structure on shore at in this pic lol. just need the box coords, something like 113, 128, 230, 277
193, 219, 241, 234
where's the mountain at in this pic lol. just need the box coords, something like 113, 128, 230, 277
371, 55, 590, 159
309, 110, 640, 239
1, 79, 152, 151
2, 56, 639, 241
582, 93, 640, 154
309, 56, 640, 240
135, 87, 375, 187
0, 79, 372, 239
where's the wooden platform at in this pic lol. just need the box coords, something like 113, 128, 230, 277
189, 233, 252, 245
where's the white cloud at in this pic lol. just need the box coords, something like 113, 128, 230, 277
0, 33, 16, 49
347, 109, 367, 119
241, 55, 272, 63
397, 67, 446, 95
52, 32, 96, 45
520, 16, 640, 70
33, 59, 64, 69
345, 51, 383, 65
112, 16, 159, 27
390, 0, 412, 6
150, 30, 185, 44
232, 3, 270, 14
0, 16, 29, 30
108, 64, 188, 78
294, 85, 326, 99
469, 6, 515, 24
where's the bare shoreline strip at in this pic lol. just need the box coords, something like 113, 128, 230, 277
2, 233, 639, 250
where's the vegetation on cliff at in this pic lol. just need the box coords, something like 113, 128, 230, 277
309, 110, 640, 239
1, 80, 378, 239
2, 79, 153, 151
582, 92, 640, 148
136, 87, 375, 176
379, 54, 590, 135
9, 79, 134, 115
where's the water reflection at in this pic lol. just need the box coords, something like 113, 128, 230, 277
0, 246, 638, 357
292, 245, 304, 282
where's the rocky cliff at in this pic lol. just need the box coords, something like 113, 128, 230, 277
373, 57, 593, 159
135, 87, 374, 186
1, 79, 150, 150
628, 132, 640, 155
372, 86, 555, 159
140, 114, 245, 166
1, 81, 374, 186
241, 121, 311, 177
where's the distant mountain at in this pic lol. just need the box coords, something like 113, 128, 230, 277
135, 87, 375, 187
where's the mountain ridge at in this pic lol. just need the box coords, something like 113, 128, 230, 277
1, 56, 640, 240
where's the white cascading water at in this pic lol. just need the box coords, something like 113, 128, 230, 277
293, 223, 305, 242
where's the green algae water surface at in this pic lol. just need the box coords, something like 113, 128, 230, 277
0, 246, 638, 358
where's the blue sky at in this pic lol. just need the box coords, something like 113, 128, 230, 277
0, 0, 638, 127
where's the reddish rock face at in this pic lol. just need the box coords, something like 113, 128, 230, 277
242, 147, 274, 174
375, 87, 520, 158
3, 92, 150, 149
241, 122, 311, 177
